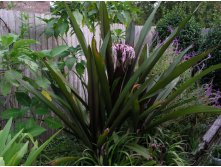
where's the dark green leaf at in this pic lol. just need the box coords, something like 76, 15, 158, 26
5, 70, 22, 87
99, 1, 114, 83
125, 21, 135, 47
0, 80, 12, 96
44, 117, 63, 129
1, 36, 14, 47
50, 45, 69, 57
35, 77, 51, 89
65, 57, 77, 70
150, 105, 221, 128
35, 108, 48, 115
27, 126, 46, 137
58, 22, 68, 36
15, 92, 31, 106
13, 39, 38, 49
76, 62, 85, 76
1, 108, 27, 119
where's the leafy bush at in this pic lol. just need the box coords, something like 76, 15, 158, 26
0, 118, 60, 166
156, 5, 202, 51
198, 27, 221, 90
0, 34, 63, 136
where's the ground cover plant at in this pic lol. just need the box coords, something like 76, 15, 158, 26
0, 118, 60, 166
1, 1, 221, 166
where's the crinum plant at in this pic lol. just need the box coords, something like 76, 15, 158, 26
11, 1, 221, 160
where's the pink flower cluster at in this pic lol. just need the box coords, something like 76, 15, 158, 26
112, 43, 135, 70
204, 80, 221, 108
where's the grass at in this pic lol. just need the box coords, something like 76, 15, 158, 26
37, 134, 85, 165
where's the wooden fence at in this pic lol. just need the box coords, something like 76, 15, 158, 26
0, 9, 155, 139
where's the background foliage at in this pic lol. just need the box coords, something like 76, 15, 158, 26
198, 27, 221, 90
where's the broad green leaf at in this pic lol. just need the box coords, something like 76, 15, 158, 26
35, 108, 48, 115
44, 117, 63, 129
0, 80, 12, 96
65, 57, 77, 70
44, 19, 56, 36
26, 118, 36, 130
45, 26, 54, 37
1, 108, 27, 119
27, 126, 46, 137
1, 36, 13, 47
50, 45, 69, 57
15, 92, 31, 106
38, 50, 51, 58
18, 55, 39, 71
4, 70, 22, 87
1, 35, 15, 47
76, 62, 85, 76
35, 77, 51, 89
57, 21, 68, 36
13, 39, 38, 49
0, 49, 8, 58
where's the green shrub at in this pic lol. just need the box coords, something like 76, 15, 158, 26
0, 118, 60, 166
156, 5, 202, 51
199, 27, 221, 90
